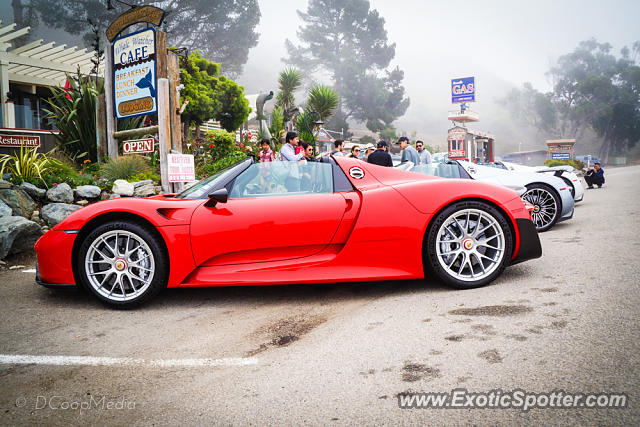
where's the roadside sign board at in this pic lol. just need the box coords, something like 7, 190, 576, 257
551, 152, 571, 160
451, 77, 475, 103
113, 27, 157, 119
123, 138, 154, 154
0, 134, 40, 147
167, 153, 195, 182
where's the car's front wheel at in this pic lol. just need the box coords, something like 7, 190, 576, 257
521, 183, 561, 232
425, 201, 513, 289
77, 221, 168, 308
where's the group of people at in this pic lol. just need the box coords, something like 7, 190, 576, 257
257, 131, 432, 168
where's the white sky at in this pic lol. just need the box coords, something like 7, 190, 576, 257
238, 0, 640, 134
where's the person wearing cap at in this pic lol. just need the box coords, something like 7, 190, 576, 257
585, 162, 605, 189
367, 140, 393, 167
364, 144, 375, 161
416, 140, 432, 165
397, 136, 420, 165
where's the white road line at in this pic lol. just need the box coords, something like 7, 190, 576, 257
21, 269, 36, 273
0, 354, 258, 367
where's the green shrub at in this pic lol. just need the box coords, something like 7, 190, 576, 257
100, 155, 150, 181
544, 158, 585, 170
131, 172, 161, 183
0, 144, 61, 188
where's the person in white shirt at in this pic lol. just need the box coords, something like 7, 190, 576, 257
280, 131, 305, 162
278, 131, 305, 191
416, 140, 432, 164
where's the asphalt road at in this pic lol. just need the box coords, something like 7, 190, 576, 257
0, 166, 638, 426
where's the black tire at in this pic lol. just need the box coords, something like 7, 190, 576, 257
521, 183, 561, 232
424, 200, 513, 289
76, 221, 168, 308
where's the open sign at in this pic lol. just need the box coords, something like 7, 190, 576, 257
123, 138, 154, 154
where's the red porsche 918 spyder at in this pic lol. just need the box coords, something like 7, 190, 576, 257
35, 156, 541, 307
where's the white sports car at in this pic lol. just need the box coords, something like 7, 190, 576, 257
409, 160, 575, 232
494, 161, 584, 203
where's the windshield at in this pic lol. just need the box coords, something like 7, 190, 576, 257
411, 163, 462, 178
175, 158, 252, 199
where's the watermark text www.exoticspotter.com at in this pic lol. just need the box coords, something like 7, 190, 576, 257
15, 395, 135, 411
398, 389, 628, 411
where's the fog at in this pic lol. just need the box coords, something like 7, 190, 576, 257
238, 0, 640, 153
2, 0, 639, 153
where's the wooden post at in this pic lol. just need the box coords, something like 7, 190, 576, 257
156, 31, 167, 79
157, 78, 171, 193
96, 93, 107, 162
168, 51, 181, 153
103, 37, 118, 158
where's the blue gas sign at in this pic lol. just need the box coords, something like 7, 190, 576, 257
451, 77, 475, 103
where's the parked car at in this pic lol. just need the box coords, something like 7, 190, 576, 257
35, 156, 541, 308
490, 161, 584, 203
410, 160, 575, 232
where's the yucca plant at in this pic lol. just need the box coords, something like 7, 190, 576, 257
0, 143, 61, 188
295, 112, 316, 145
43, 72, 143, 164
307, 84, 339, 122
269, 106, 286, 143
276, 67, 303, 127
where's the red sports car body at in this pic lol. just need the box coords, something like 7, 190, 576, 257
35, 156, 541, 307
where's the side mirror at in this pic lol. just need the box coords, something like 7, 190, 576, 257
205, 188, 228, 207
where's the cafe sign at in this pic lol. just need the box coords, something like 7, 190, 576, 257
0, 134, 40, 147
113, 28, 157, 119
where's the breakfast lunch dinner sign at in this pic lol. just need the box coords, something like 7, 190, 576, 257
113, 28, 157, 119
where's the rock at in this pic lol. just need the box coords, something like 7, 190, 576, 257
0, 200, 12, 217
133, 183, 156, 197
108, 194, 121, 199
0, 216, 42, 259
132, 180, 153, 189
0, 187, 38, 218
154, 186, 163, 194
19, 182, 47, 200
41, 203, 83, 227
74, 185, 101, 199
46, 182, 74, 203
112, 180, 134, 196
100, 191, 110, 201
76, 200, 89, 206
0, 180, 12, 189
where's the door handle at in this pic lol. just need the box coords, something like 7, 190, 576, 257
344, 199, 353, 212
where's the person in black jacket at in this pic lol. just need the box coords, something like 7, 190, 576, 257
367, 140, 393, 167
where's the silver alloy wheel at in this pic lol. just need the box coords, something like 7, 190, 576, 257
435, 208, 506, 282
522, 187, 557, 230
84, 230, 155, 302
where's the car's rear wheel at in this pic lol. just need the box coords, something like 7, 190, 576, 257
425, 201, 513, 289
77, 221, 168, 308
521, 183, 561, 232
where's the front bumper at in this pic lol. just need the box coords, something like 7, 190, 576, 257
35, 262, 75, 289
510, 218, 542, 265
34, 230, 77, 286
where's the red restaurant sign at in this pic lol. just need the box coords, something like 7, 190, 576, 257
0, 134, 40, 147
123, 138, 154, 154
